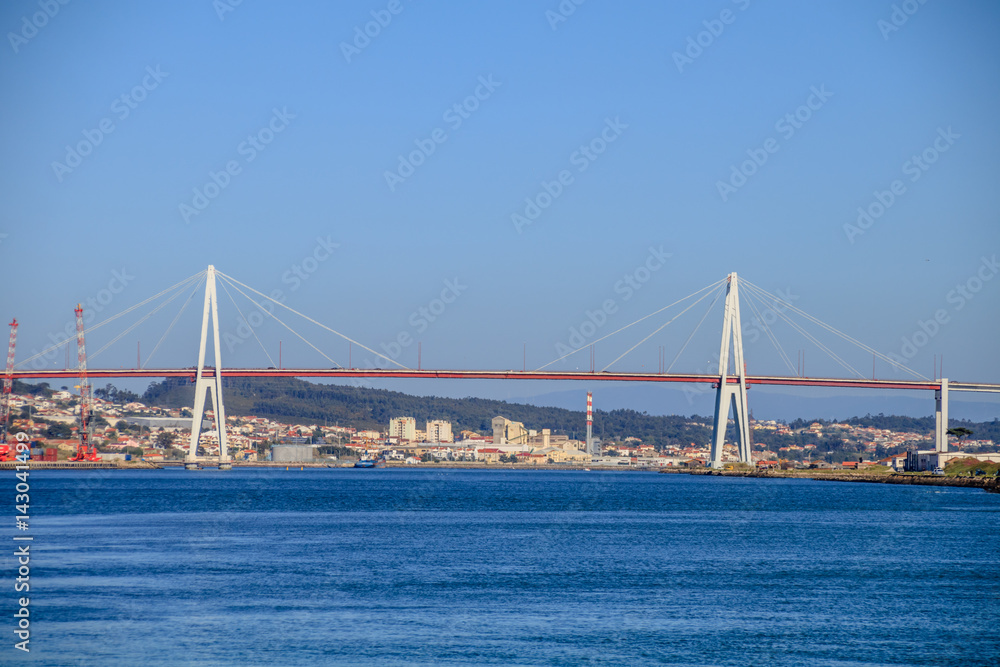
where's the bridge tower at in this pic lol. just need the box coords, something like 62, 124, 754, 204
186, 265, 230, 470
710, 273, 752, 468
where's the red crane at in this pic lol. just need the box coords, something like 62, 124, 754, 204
69, 305, 100, 462
0, 318, 18, 461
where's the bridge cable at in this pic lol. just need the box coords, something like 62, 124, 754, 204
740, 288, 798, 376
89, 279, 197, 362
143, 278, 204, 368
15, 270, 207, 369
536, 277, 727, 371
217, 278, 277, 368
755, 297, 864, 378
742, 288, 798, 375
741, 280, 926, 380
601, 282, 723, 371
741, 284, 865, 378
214, 270, 409, 370
215, 275, 343, 369
741, 280, 906, 376
666, 282, 727, 373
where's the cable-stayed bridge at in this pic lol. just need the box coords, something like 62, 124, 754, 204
6, 266, 999, 469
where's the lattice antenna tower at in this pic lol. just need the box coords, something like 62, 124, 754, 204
75, 304, 91, 451
1, 319, 17, 443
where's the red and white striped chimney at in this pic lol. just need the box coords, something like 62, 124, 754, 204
586, 392, 593, 455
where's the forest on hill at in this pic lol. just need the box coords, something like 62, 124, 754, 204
136, 377, 716, 448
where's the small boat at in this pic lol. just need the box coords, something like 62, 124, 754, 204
354, 459, 376, 468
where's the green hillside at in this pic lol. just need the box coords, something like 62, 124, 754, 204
138, 377, 714, 448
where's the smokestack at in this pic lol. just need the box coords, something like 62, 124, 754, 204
586, 392, 593, 456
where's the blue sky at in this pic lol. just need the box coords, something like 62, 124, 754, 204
1, 0, 998, 420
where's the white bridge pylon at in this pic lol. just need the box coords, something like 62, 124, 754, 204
710, 273, 751, 468
186, 265, 230, 470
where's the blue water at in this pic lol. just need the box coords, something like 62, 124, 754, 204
4, 469, 999, 666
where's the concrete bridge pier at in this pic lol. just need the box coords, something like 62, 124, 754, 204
934, 378, 949, 452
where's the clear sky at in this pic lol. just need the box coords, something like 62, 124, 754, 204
1, 0, 998, 420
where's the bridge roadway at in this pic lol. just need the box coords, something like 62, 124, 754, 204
11, 368, 1000, 393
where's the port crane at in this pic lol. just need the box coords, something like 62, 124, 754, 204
69, 305, 100, 462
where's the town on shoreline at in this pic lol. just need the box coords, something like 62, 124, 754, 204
3, 381, 999, 478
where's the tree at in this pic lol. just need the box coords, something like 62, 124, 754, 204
155, 431, 177, 448
45, 422, 73, 439
947, 427, 973, 442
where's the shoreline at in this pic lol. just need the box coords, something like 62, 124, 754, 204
680, 468, 1000, 493
6, 460, 998, 492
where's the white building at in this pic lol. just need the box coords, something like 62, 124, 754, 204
906, 450, 1000, 471
389, 417, 417, 442
425, 420, 453, 443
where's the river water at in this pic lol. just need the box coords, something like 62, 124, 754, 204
6, 469, 999, 665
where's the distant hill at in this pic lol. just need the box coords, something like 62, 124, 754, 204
138, 377, 716, 448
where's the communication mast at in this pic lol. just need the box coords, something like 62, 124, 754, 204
1, 318, 17, 445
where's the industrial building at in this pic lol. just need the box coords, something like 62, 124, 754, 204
492, 416, 528, 445
271, 444, 314, 463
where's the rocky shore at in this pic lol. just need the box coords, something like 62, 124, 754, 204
689, 469, 1000, 493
